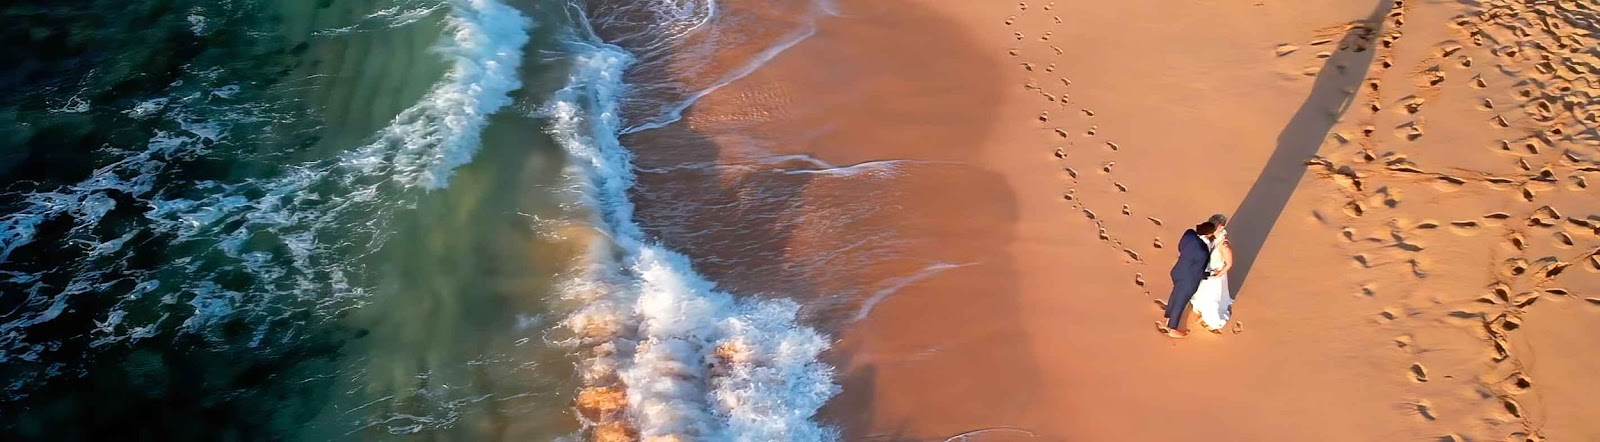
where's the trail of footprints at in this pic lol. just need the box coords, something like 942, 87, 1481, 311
1302, 1, 1600, 440
1011, 1, 1176, 314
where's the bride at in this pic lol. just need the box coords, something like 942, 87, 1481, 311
1191, 223, 1234, 332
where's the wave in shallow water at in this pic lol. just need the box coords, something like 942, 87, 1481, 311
546, 25, 840, 440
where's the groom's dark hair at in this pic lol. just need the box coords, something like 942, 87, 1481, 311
1196, 222, 1218, 235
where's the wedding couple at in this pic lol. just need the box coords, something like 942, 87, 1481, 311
1159, 214, 1234, 338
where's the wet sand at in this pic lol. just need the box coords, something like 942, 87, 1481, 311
627, 0, 1600, 439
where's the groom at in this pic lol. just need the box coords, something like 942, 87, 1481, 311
1160, 219, 1218, 338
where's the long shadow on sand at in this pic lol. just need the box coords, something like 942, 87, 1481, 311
597, 0, 1032, 439
1228, 0, 1393, 297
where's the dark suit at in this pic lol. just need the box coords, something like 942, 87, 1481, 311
1164, 229, 1211, 329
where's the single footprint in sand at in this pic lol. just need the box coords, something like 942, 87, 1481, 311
1502, 373, 1534, 393
1230, 321, 1244, 334
1054, 128, 1069, 138
1492, 115, 1511, 128
1114, 182, 1128, 192
1148, 216, 1163, 226
1472, 75, 1487, 88
1014, 31, 1025, 41
1045, 63, 1056, 72
1122, 204, 1132, 216
1135, 273, 1145, 287
1021, 62, 1035, 71
1039, 111, 1050, 122
1106, 141, 1120, 151
1153, 237, 1164, 248
1275, 44, 1300, 56
1504, 257, 1530, 276
1085, 126, 1097, 136
1101, 161, 1114, 173
1410, 400, 1438, 421
1008, 48, 1019, 56
1409, 363, 1429, 382
1039, 31, 1052, 42
1503, 397, 1524, 419
1082, 108, 1095, 117
1005, 16, 1016, 25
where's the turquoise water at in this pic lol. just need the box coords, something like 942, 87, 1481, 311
0, 0, 585, 438
0, 0, 840, 439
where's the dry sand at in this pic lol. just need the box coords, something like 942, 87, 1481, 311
623, 0, 1600, 439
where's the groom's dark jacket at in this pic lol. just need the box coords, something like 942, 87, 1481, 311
1170, 229, 1210, 281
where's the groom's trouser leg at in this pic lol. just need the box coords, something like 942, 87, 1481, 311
1165, 276, 1202, 329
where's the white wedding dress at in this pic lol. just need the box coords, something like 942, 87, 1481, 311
1191, 230, 1233, 331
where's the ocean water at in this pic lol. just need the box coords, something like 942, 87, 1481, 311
0, 0, 837, 440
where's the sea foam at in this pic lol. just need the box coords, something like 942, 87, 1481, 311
548, 31, 839, 441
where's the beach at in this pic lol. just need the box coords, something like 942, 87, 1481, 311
3, 0, 1599, 439
656, 0, 1600, 439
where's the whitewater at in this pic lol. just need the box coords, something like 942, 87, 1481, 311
546, 11, 840, 441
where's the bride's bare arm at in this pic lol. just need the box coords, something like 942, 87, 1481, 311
1220, 241, 1235, 273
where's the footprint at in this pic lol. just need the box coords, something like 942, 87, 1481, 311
1102, 162, 1114, 173
1275, 44, 1300, 56
1504, 257, 1529, 276
1135, 273, 1146, 287
1083, 208, 1097, 220
1537, 261, 1570, 278
1153, 237, 1164, 248
1039, 111, 1050, 122
1114, 182, 1128, 192
1123, 249, 1141, 261
1409, 363, 1429, 382
1005, 16, 1016, 25
1147, 216, 1163, 226
1502, 373, 1534, 393
1503, 397, 1524, 419
1122, 204, 1132, 216
1492, 115, 1511, 128
1082, 108, 1095, 117
1230, 321, 1244, 334
1410, 400, 1438, 421
1021, 61, 1035, 71
1106, 141, 1120, 151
